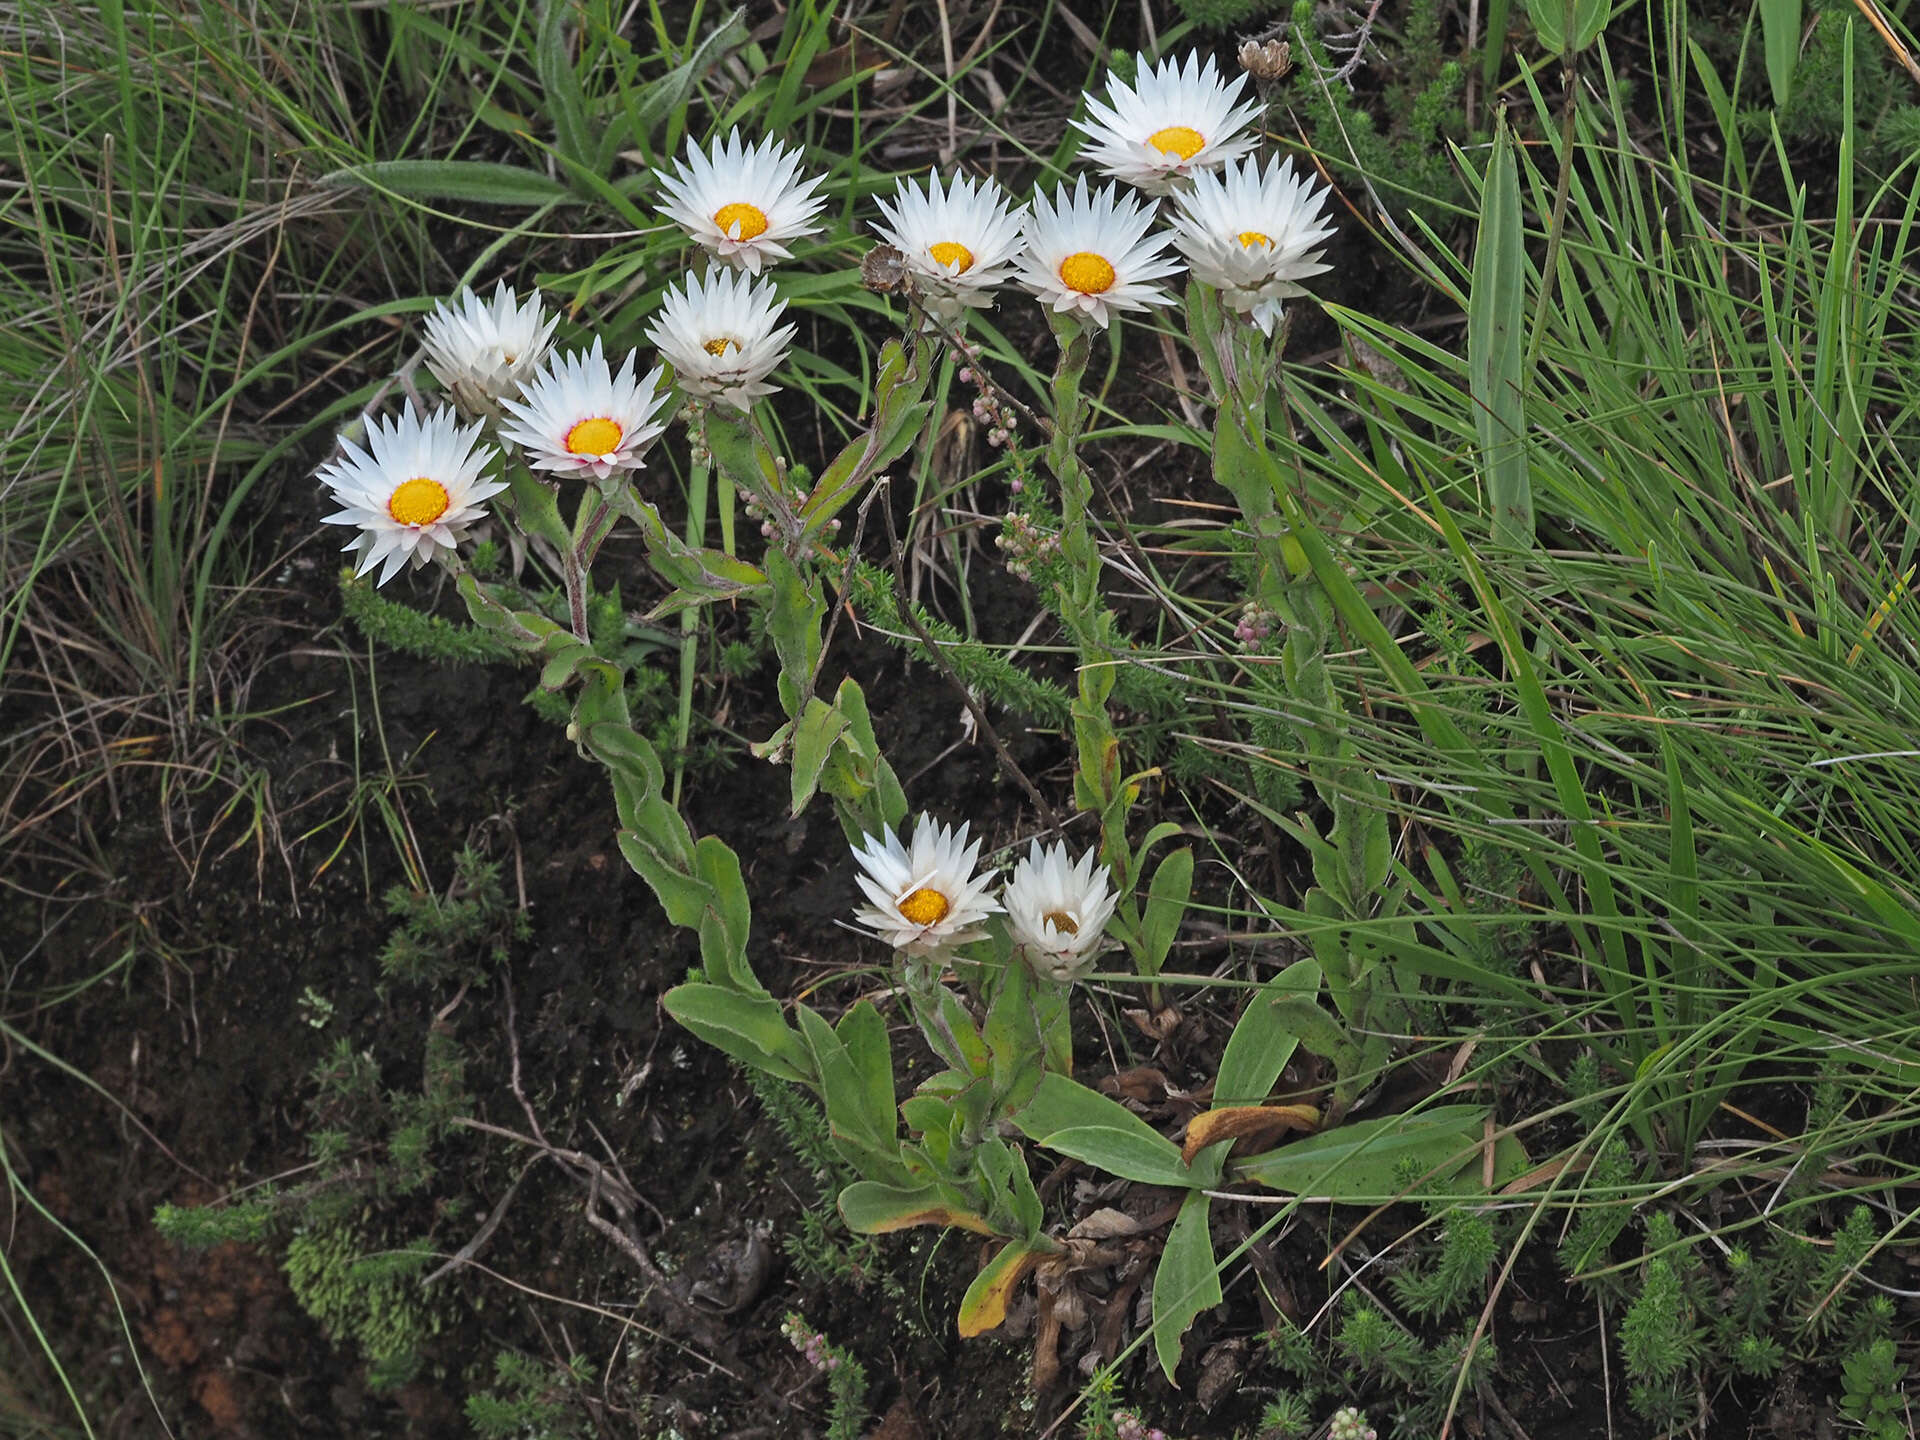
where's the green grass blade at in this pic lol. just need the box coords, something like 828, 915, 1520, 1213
1469, 117, 1532, 548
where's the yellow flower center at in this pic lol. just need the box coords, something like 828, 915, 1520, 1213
1044, 910, 1080, 936
898, 887, 952, 927
565, 416, 624, 457
713, 201, 770, 241
928, 240, 975, 274
1058, 251, 1117, 295
1238, 230, 1274, 248
387, 477, 450, 527
1146, 124, 1206, 160
702, 336, 739, 357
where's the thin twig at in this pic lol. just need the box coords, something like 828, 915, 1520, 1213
422, 1161, 535, 1286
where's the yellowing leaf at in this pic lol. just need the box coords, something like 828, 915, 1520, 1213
957, 1241, 1046, 1337
1181, 1105, 1320, 1165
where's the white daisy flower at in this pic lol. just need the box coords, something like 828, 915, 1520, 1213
496, 338, 672, 482
1072, 52, 1264, 195
644, 267, 796, 412
1014, 176, 1183, 330
871, 170, 1027, 322
1170, 156, 1336, 335
655, 129, 829, 275
1002, 840, 1118, 983
318, 404, 504, 586
420, 280, 558, 418
851, 814, 1002, 955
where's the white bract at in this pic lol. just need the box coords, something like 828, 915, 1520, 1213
645, 267, 796, 412
1014, 176, 1183, 329
871, 170, 1027, 321
421, 280, 558, 417
497, 339, 672, 482
1169, 155, 1336, 334
851, 815, 1002, 955
1072, 52, 1264, 195
656, 129, 829, 275
1002, 840, 1117, 982
318, 404, 504, 586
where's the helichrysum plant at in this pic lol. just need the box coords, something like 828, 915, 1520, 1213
308, 38, 1521, 1383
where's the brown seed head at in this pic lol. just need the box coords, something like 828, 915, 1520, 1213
860, 244, 916, 296
1238, 38, 1293, 81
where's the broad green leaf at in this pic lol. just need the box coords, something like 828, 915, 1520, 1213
536, 0, 592, 167
537, 638, 591, 693
589, 727, 687, 841
505, 471, 571, 548
615, 831, 708, 926
1526, 0, 1607, 52
1573, 0, 1612, 50
704, 409, 783, 499
838, 1181, 994, 1236
1527, 0, 1565, 50
1152, 1190, 1222, 1382
835, 1000, 898, 1147
795, 1006, 896, 1163
1012, 1073, 1191, 1188
1183, 281, 1229, 398
982, 960, 1044, 1115
762, 547, 824, 717
1761, 0, 1802, 106
320, 159, 572, 208
787, 696, 850, 817
828, 678, 908, 831
583, 721, 721, 931
1481, 0, 1513, 81
619, 487, 765, 615
628, 9, 749, 134
797, 338, 934, 538
663, 983, 809, 1084
1470, 116, 1531, 548
976, 1137, 1044, 1240
1139, 847, 1193, 977
1216, 959, 1323, 1108
1233, 1106, 1492, 1198
935, 985, 990, 1077
693, 836, 755, 992
899, 1093, 956, 1142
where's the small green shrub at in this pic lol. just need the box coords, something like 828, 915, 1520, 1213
285, 1221, 440, 1389
1288, 0, 1474, 221
380, 846, 529, 985
1388, 1205, 1499, 1317
1620, 1215, 1703, 1425
781, 1314, 869, 1440
1838, 1337, 1910, 1440
466, 1350, 594, 1439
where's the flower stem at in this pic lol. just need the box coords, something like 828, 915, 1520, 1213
672, 447, 712, 808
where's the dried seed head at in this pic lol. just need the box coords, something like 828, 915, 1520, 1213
860, 243, 916, 296
1238, 38, 1293, 81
